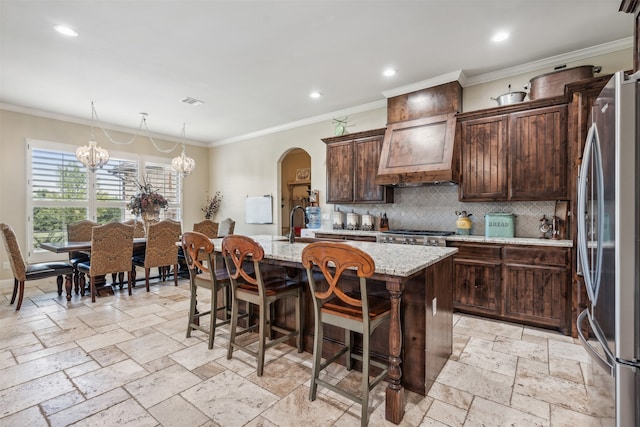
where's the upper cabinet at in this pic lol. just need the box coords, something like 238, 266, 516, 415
323, 128, 393, 204
457, 101, 568, 201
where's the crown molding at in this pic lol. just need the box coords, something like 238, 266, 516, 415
211, 99, 387, 146
0, 102, 209, 147
381, 70, 465, 98
462, 37, 633, 87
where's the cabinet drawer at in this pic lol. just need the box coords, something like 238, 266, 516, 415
448, 242, 501, 260
502, 245, 568, 267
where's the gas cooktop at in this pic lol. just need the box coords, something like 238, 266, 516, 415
382, 230, 456, 236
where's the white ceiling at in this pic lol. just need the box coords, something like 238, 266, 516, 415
0, 1, 633, 146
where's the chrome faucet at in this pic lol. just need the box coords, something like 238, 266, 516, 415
289, 205, 308, 243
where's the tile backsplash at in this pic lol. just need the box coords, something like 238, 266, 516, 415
327, 184, 558, 238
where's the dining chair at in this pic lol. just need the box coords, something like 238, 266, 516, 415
218, 218, 235, 237
181, 231, 235, 349
222, 234, 302, 376
77, 222, 135, 303
193, 219, 219, 239
67, 219, 97, 294
0, 223, 73, 310
123, 218, 146, 238
132, 219, 182, 291
301, 241, 390, 427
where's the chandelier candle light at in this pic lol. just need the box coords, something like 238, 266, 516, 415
75, 102, 109, 172
75, 102, 195, 176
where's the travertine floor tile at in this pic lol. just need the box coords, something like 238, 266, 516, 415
0, 277, 605, 426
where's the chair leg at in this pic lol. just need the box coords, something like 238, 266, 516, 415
345, 330, 352, 370
15, 279, 25, 310
208, 285, 216, 349
361, 331, 371, 427
10, 278, 18, 304
227, 292, 239, 360
145, 267, 150, 292
310, 313, 323, 401
187, 283, 197, 339
173, 263, 178, 286
128, 271, 133, 296
90, 276, 96, 303
296, 291, 303, 352
64, 274, 72, 301
56, 275, 63, 296
118, 272, 124, 289
257, 302, 267, 377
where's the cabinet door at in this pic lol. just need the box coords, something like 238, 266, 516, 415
503, 262, 568, 330
326, 141, 354, 203
354, 136, 385, 202
459, 115, 509, 201
453, 259, 501, 316
509, 105, 568, 200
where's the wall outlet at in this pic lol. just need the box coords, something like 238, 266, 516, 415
432, 297, 437, 316
2, 262, 9, 270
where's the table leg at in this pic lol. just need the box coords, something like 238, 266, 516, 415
385, 279, 405, 424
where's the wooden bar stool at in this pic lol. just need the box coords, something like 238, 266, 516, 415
222, 234, 302, 376
181, 231, 232, 349
301, 241, 390, 427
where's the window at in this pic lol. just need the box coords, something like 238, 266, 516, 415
27, 139, 182, 262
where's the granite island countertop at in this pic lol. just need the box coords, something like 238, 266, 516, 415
211, 235, 457, 277
310, 229, 573, 248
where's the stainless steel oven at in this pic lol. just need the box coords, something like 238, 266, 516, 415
376, 230, 455, 247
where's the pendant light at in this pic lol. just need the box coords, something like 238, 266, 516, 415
75, 102, 109, 171
172, 124, 196, 176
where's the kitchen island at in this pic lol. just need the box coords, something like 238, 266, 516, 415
210, 235, 457, 424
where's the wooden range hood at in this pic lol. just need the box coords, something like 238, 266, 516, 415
375, 81, 462, 186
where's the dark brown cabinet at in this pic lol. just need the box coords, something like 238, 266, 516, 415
314, 232, 376, 242
450, 242, 501, 316
323, 128, 393, 204
459, 115, 508, 200
457, 103, 568, 201
509, 105, 568, 200
502, 246, 569, 331
448, 241, 571, 333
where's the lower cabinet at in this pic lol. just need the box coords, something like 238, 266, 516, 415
502, 245, 569, 331
449, 242, 570, 333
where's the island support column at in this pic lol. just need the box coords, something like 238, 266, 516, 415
385, 278, 404, 423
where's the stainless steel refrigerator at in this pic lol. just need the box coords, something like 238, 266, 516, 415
577, 70, 640, 427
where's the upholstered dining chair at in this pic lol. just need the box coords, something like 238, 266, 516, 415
123, 219, 146, 238
181, 231, 234, 349
217, 218, 235, 237
222, 234, 302, 376
0, 223, 73, 310
301, 241, 390, 427
132, 219, 182, 291
67, 219, 97, 293
77, 222, 134, 303
193, 219, 219, 239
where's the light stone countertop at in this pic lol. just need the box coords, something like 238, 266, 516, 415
211, 235, 458, 278
308, 229, 573, 248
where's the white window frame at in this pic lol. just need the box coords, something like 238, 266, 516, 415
26, 138, 183, 262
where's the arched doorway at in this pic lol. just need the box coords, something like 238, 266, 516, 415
280, 148, 311, 236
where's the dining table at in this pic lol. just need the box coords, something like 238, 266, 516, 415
207, 234, 458, 424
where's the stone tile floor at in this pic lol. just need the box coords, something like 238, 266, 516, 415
0, 276, 609, 426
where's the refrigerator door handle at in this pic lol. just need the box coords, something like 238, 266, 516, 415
577, 309, 615, 376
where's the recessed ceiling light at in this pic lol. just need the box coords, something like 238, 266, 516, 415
491, 31, 510, 42
54, 24, 78, 37
309, 91, 322, 99
383, 68, 397, 77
